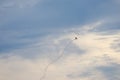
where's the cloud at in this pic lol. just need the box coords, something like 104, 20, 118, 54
0, 0, 42, 9
0, 21, 120, 80
97, 63, 120, 80
0, 0, 120, 79
110, 37, 120, 52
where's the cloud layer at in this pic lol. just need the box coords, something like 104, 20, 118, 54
0, 21, 120, 80
0, 0, 42, 9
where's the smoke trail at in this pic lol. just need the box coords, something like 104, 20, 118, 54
40, 39, 74, 80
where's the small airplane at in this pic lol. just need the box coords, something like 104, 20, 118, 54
74, 37, 78, 40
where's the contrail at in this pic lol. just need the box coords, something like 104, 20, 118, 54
40, 39, 75, 80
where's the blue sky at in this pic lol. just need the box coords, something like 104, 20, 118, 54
0, 0, 120, 53
0, 0, 120, 80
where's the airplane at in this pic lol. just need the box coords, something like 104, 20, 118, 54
75, 37, 78, 40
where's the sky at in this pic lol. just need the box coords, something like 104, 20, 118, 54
0, 0, 120, 80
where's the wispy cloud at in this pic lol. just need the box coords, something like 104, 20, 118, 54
0, 1, 120, 80
0, 0, 42, 9
0, 21, 120, 80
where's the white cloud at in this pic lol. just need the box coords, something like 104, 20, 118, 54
0, 21, 120, 80
0, 0, 42, 9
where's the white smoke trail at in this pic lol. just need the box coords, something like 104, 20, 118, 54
40, 39, 75, 80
